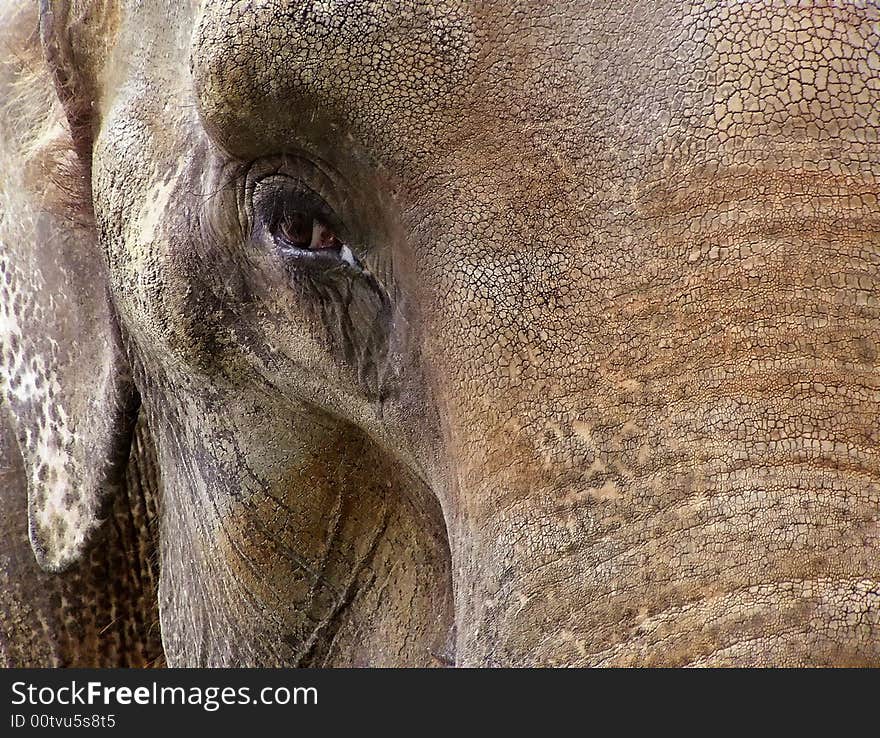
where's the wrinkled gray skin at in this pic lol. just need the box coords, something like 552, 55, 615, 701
1, 0, 879, 667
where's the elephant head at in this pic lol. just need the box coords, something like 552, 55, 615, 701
2, 0, 879, 666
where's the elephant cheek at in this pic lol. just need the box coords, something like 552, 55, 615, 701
436, 374, 880, 667
447, 466, 880, 666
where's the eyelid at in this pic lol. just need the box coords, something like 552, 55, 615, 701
239, 155, 370, 259
243, 155, 345, 221
253, 176, 328, 221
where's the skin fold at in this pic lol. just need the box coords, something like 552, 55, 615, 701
0, 0, 878, 666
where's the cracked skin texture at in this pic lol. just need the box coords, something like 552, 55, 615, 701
0, 0, 878, 666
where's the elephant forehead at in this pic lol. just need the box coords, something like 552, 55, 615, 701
190, 0, 476, 159
185, 1, 877, 182
187, 2, 626, 168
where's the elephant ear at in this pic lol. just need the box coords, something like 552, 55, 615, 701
0, 1, 137, 571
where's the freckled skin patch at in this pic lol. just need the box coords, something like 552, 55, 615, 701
0, 1, 161, 667
0, 1, 137, 572
2, 0, 880, 667
1, 412, 164, 667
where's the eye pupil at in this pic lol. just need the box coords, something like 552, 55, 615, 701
277, 212, 342, 252
278, 211, 313, 248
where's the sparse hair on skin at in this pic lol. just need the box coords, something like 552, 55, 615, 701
0, 4, 93, 230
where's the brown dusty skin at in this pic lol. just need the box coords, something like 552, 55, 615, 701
1, 1, 878, 666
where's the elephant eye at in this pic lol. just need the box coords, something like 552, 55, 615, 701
276, 211, 343, 253
253, 175, 361, 269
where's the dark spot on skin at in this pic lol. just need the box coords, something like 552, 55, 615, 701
854, 336, 877, 364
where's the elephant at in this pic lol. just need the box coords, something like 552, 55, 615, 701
1, 0, 878, 667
